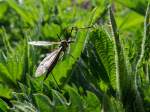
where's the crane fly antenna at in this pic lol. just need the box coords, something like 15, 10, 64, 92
57, 34, 62, 41
68, 25, 94, 40
70, 26, 74, 34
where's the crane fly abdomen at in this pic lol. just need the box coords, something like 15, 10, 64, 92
35, 47, 62, 77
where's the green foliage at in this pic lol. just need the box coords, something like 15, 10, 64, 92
9, 83, 101, 112
115, 0, 148, 15
0, 0, 150, 112
0, 99, 9, 112
89, 27, 116, 89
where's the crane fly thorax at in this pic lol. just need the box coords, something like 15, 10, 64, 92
60, 40, 69, 51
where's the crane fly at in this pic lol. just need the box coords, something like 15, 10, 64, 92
28, 39, 74, 80
29, 26, 93, 80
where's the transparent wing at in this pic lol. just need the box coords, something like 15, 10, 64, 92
35, 48, 62, 77
28, 41, 61, 46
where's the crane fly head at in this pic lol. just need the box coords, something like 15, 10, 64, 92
60, 39, 74, 51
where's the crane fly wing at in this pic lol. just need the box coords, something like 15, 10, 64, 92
28, 41, 61, 46
35, 47, 62, 77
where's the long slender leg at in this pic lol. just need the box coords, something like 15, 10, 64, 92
43, 53, 64, 90
44, 72, 62, 91
69, 25, 94, 43
51, 72, 61, 91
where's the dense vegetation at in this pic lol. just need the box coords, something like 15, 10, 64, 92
0, 0, 149, 112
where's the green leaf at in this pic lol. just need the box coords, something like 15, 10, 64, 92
52, 89, 68, 105
83, 91, 101, 112
90, 28, 116, 89
0, 84, 12, 99
7, 0, 38, 26
0, 63, 17, 88
67, 86, 83, 111
42, 23, 61, 39
33, 93, 53, 112
108, 6, 129, 99
0, 1, 8, 19
0, 99, 9, 112
10, 101, 37, 112
117, 11, 144, 30
115, 0, 147, 15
